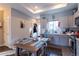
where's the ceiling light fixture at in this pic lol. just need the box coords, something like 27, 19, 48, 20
33, 6, 39, 11
26, 7, 43, 14
34, 6, 38, 9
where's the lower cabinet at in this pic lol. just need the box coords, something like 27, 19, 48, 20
77, 39, 79, 56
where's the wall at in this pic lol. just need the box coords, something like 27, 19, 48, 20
0, 6, 37, 48
0, 5, 11, 47
10, 8, 32, 47
0, 7, 40, 48
55, 15, 74, 29
40, 10, 74, 20
40, 10, 74, 33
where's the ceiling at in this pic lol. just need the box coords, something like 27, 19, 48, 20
22, 3, 63, 14
6, 3, 78, 18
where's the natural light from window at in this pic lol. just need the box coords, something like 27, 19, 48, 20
47, 21, 59, 34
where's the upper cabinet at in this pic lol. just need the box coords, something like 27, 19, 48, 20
74, 4, 79, 18
74, 11, 79, 18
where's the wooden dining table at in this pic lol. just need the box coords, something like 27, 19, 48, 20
14, 38, 48, 56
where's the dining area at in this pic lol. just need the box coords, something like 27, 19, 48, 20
13, 21, 78, 56
14, 36, 49, 56
0, 3, 79, 57
13, 32, 77, 56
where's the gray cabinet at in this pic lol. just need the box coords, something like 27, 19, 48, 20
77, 39, 79, 56
50, 35, 70, 46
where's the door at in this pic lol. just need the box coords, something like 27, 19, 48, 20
0, 11, 4, 46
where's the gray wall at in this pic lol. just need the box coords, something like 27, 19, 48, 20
10, 8, 32, 47
11, 8, 31, 20
40, 10, 74, 33
40, 10, 74, 21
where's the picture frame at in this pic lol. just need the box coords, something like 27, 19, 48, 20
20, 21, 24, 28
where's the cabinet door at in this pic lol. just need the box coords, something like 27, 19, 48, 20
77, 39, 79, 56
53, 35, 60, 45
67, 16, 74, 27
59, 35, 69, 46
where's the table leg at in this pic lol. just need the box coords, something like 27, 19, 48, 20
16, 47, 20, 56
74, 38, 76, 56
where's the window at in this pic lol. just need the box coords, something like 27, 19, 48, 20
47, 21, 59, 34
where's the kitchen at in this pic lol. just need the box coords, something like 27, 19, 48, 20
0, 3, 79, 56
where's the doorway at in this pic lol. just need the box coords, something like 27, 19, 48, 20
0, 11, 4, 46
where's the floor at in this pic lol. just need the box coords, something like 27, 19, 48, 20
46, 46, 62, 56
0, 46, 73, 56
47, 45, 74, 56
0, 46, 12, 52
0, 46, 15, 56
62, 48, 73, 56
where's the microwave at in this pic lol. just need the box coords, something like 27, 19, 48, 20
75, 17, 79, 27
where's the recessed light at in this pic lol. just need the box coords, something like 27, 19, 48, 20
34, 6, 38, 9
